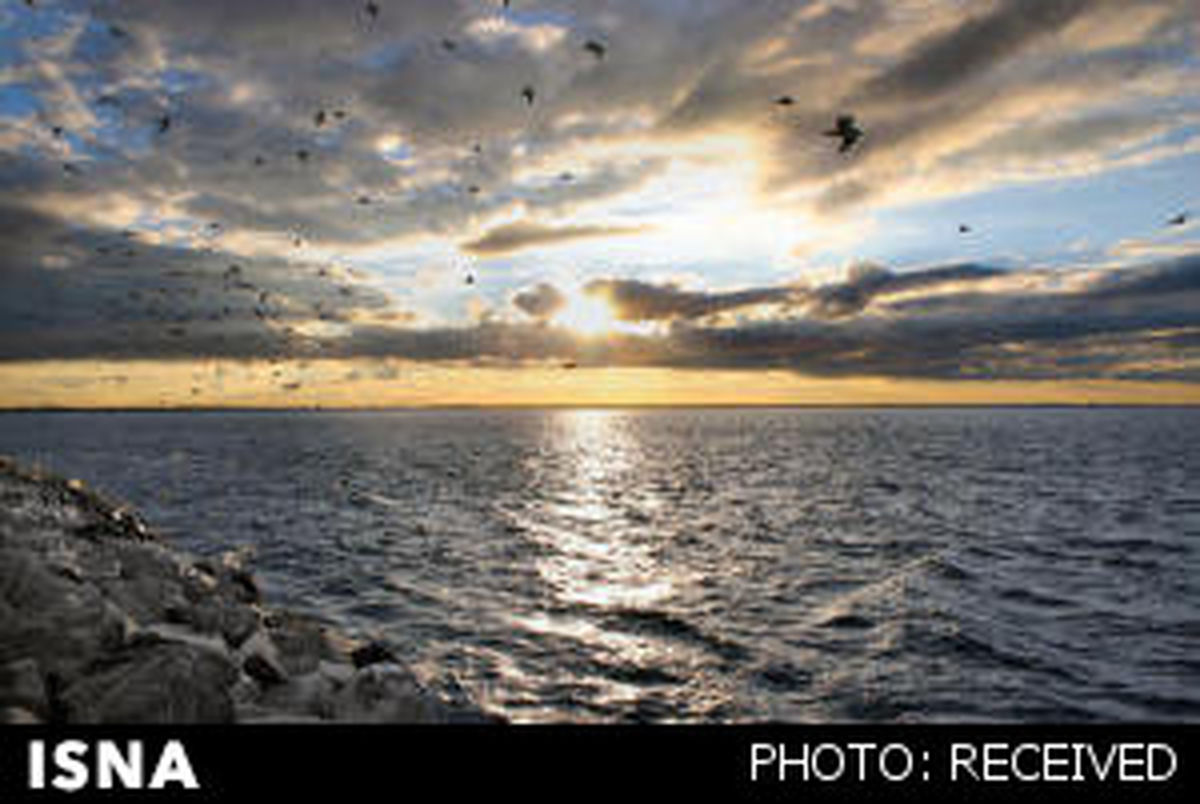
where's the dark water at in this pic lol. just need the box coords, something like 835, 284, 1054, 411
3, 408, 1199, 722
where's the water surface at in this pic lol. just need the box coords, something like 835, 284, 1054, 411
3, 407, 1198, 722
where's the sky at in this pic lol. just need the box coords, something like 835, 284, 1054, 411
2, 0, 1200, 407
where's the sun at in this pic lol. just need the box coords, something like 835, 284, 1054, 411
556, 291, 621, 336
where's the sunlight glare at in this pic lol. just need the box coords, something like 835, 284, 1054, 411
557, 290, 621, 336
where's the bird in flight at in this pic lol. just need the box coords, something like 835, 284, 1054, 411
959, 224, 972, 234
584, 40, 606, 60
774, 95, 795, 106
823, 114, 863, 153
1167, 212, 1189, 227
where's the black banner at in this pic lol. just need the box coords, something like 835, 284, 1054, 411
0, 724, 1196, 801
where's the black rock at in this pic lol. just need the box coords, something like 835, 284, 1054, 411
244, 653, 287, 688
227, 568, 260, 604
351, 641, 397, 669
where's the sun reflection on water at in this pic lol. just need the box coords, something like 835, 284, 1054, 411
495, 408, 739, 720
527, 409, 677, 611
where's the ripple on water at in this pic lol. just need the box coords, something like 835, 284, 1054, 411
3, 408, 1200, 722
593, 607, 753, 664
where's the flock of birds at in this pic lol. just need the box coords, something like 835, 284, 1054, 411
22, 0, 1198, 392
39, 1, 632, 291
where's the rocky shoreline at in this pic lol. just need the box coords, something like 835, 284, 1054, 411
0, 456, 500, 724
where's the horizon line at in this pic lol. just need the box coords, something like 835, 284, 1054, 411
3, 402, 1200, 413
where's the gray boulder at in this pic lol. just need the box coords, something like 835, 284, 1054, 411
60, 638, 237, 724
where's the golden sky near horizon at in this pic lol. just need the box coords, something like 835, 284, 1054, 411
5, 360, 1200, 408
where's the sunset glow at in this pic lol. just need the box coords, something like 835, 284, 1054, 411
0, 0, 1198, 407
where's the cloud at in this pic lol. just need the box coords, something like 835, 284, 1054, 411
762, 0, 1198, 214
0, 202, 395, 361
1084, 254, 1200, 298
856, 0, 1094, 103
4, 200, 1200, 386
657, 256, 1200, 381
801, 262, 1009, 318
512, 282, 567, 321
4, 0, 1195, 244
584, 263, 1007, 323
1, 0, 1198, 395
460, 220, 647, 256
584, 278, 798, 322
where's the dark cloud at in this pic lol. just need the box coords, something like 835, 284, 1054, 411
585, 278, 798, 322
0, 202, 392, 361
584, 263, 1006, 323
663, 254, 1200, 379
857, 0, 1094, 103
512, 282, 567, 322
802, 262, 1008, 318
328, 320, 583, 365
1084, 256, 1200, 299
461, 220, 647, 256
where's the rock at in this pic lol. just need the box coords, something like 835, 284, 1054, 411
258, 670, 339, 719
241, 713, 325, 724
0, 658, 47, 715
226, 568, 260, 605
1, 706, 41, 724
140, 623, 227, 655
219, 605, 261, 649
191, 559, 218, 580
59, 639, 237, 724
159, 596, 259, 650
0, 550, 130, 683
316, 660, 355, 688
333, 664, 448, 723
240, 631, 288, 688
102, 574, 185, 625
351, 640, 397, 669
47, 549, 85, 583
244, 654, 287, 688
265, 612, 346, 677
228, 674, 262, 709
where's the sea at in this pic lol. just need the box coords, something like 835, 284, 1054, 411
2, 407, 1198, 723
